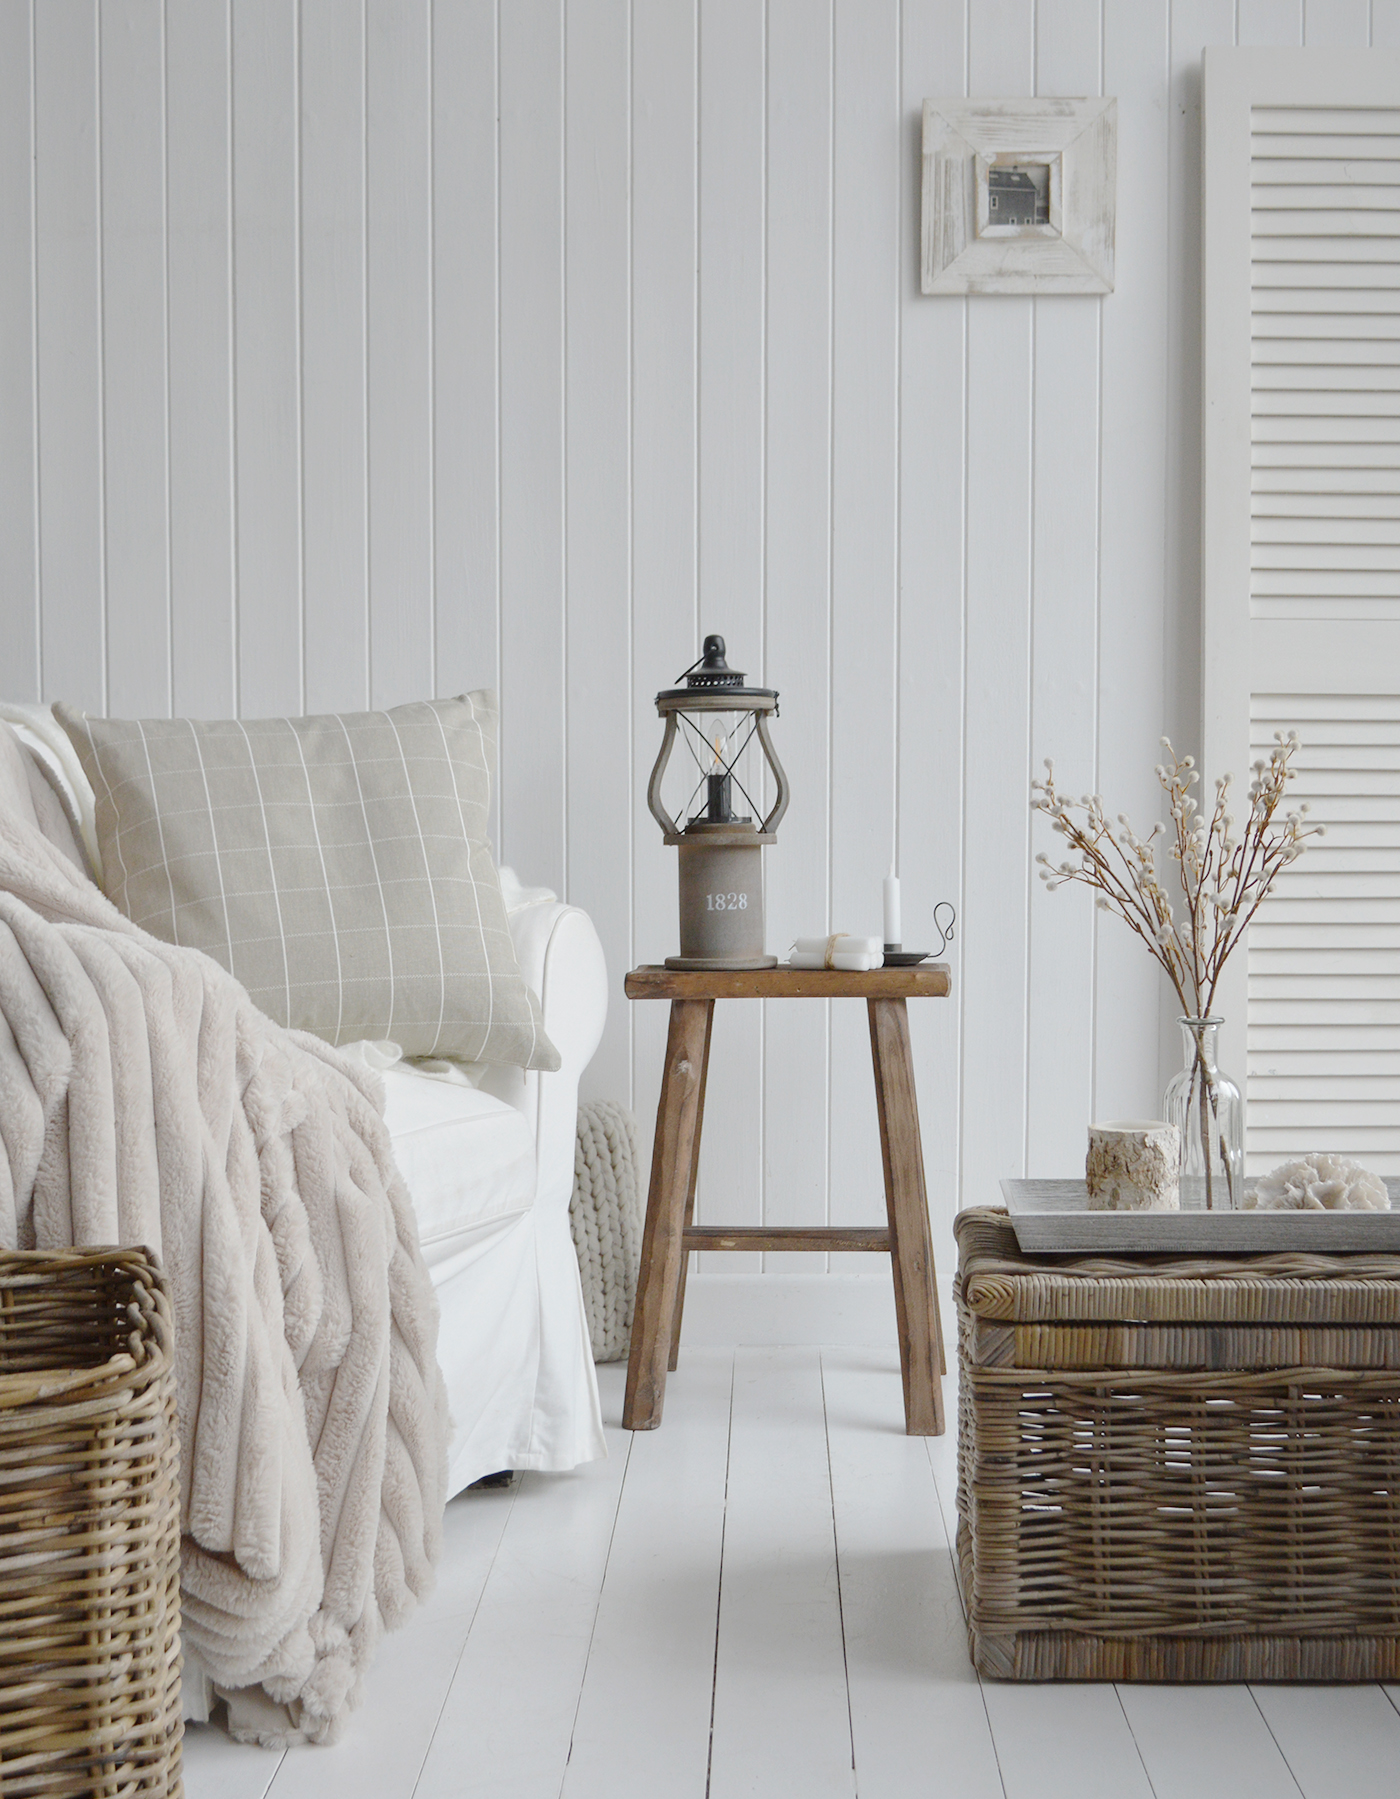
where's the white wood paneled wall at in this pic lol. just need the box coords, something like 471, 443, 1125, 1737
3, 0, 1396, 1287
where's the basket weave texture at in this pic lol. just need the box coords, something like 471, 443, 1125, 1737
0, 1248, 183, 1796
956, 1206, 1400, 1681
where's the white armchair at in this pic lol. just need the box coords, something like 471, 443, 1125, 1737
1, 702, 610, 1498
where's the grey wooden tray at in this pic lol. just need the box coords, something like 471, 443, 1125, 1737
1002, 1177, 1400, 1254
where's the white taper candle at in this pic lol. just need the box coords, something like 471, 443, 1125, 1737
883, 868, 901, 947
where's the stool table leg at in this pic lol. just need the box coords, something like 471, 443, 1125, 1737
623, 998, 714, 1430
668, 1001, 714, 1373
868, 997, 945, 1436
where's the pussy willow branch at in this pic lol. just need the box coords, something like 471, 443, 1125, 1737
1031, 733, 1322, 1017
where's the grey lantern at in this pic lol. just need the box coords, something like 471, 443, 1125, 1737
647, 635, 790, 970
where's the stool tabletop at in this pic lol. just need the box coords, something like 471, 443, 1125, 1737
624, 963, 951, 1001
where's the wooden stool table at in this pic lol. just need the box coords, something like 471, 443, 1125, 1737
622, 963, 951, 1436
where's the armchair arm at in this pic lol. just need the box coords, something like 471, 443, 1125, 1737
476, 900, 608, 1215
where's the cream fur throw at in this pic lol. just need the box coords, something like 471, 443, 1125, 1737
0, 759, 448, 1746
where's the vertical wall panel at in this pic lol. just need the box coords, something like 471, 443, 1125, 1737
497, 0, 565, 891
1092, 0, 1173, 1120
1162, 0, 1236, 1091
1237, 1, 1304, 44
691, 0, 767, 1266
1304, 0, 1371, 43
959, 0, 1035, 1209
1025, 3, 1101, 1177
367, 0, 433, 710
1165, 0, 1235, 763
0, 0, 39, 701
100, 0, 170, 717
166, 0, 236, 718
899, 0, 968, 1246
432, 0, 501, 708
761, 0, 833, 1269
34, 0, 105, 712
828, 0, 902, 1255
629, 0, 699, 1161
301, 0, 368, 714
565, 0, 632, 1105
232, 0, 302, 716
1377, 2, 1400, 48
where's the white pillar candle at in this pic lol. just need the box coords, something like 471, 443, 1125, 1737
882, 869, 901, 947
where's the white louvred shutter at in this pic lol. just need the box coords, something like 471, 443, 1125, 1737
1248, 697, 1400, 1174
1203, 50, 1400, 1175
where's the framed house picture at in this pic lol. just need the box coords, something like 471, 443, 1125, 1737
921, 96, 1117, 295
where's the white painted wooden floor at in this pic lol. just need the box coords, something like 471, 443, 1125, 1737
184, 1347, 1400, 1799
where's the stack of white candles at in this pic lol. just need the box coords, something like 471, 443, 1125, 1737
790, 935, 883, 971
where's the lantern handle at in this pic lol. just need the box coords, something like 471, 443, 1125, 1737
646, 711, 682, 837
756, 710, 790, 836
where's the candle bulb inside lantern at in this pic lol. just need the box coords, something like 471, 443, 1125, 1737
883, 868, 901, 950
705, 726, 734, 822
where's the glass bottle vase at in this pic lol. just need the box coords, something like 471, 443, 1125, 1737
1163, 1016, 1243, 1211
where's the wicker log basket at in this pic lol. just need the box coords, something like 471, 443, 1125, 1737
0, 1248, 183, 1797
956, 1207, 1400, 1681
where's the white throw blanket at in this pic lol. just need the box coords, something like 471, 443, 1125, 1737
0, 756, 449, 1746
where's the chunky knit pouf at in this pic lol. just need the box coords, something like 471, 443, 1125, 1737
570, 1100, 644, 1362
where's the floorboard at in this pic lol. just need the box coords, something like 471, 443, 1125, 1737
978, 1683, 1156, 1799
1251, 1684, 1400, 1799
263, 1481, 520, 1799
180, 1727, 284, 1799
560, 1355, 733, 1799
706, 1347, 857, 1799
1117, 1685, 1302, 1799
412, 1424, 632, 1799
823, 1349, 1004, 1799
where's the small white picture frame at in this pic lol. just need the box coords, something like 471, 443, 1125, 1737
921, 96, 1116, 295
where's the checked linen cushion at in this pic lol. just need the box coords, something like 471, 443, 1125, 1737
55, 692, 558, 1070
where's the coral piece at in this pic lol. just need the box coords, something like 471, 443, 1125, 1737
1248, 1153, 1390, 1212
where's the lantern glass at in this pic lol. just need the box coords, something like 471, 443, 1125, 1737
665, 705, 765, 828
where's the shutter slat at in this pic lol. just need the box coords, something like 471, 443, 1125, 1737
1252, 418, 1400, 442
1254, 389, 1400, 414
1254, 134, 1400, 156
1251, 544, 1400, 568
1254, 445, 1400, 468
1255, 342, 1400, 364
1253, 494, 1400, 517
1255, 368, 1400, 391
1253, 948, 1400, 972
1253, 109, 1400, 133
1255, 469, 1400, 494
1254, 517, 1400, 542
1254, 163, 1400, 186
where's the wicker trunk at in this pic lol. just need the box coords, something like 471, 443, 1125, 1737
0, 1248, 183, 1796
956, 1207, 1400, 1681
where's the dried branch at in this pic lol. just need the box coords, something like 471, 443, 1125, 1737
1030, 734, 1322, 1015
